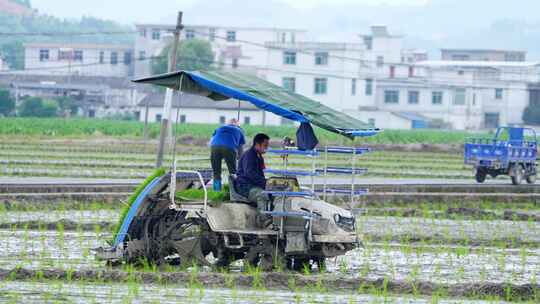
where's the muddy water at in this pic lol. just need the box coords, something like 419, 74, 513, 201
0, 281, 509, 304
327, 244, 540, 285
0, 230, 103, 270
0, 210, 119, 225
358, 216, 540, 243
1, 229, 539, 285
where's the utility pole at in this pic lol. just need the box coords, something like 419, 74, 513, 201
155, 11, 183, 168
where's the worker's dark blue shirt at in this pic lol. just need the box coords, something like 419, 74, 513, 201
210, 125, 245, 151
236, 147, 266, 193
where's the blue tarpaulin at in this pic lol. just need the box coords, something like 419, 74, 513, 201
133, 70, 380, 139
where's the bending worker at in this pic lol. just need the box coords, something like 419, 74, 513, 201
210, 118, 245, 191
236, 133, 272, 227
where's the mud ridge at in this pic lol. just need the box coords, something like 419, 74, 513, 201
356, 207, 540, 222
367, 234, 540, 248
0, 267, 537, 301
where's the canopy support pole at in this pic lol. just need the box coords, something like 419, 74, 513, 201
237, 99, 241, 122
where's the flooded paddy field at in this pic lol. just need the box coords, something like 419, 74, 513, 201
0, 200, 539, 302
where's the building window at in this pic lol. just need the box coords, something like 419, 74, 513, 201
453, 88, 466, 105
283, 51, 296, 65
368, 118, 375, 127
389, 66, 395, 78
99, 51, 105, 64
364, 37, 373, 50
152, 29, 160, 40
139, 51, 146, 60
315, 52, 328, 66
485, 113, 500, 128
219, 116, 226, 124
244, 116, 251, 125
282, 77, 296, 92
39, 49, 49, 61
432, 91, 443, 105
408, 91, 419, 104
226, 31, 236, 42
139, 29, 147, 37
58, 50, 72, 61
408, 66, 414, 77
185, 29, 195, 39
123, 52, 132, 65
180, 115, 186, 123
495, 88, 503, 100
452, 54, 469, 61
351, 78, 357, 95
231, 58, 238, 69
73, 50, 83, 61
365, 78, 373, 96
209, 28, 216, 41
291, 32, 296, 43
156, 114, 162, 122
110, 52, 118, 65
314, 78, 327, 95
384, 90, 399, 104
376, 56, 384, 67
281, 32, 286, 43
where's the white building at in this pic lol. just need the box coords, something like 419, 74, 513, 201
24, 43, 134, 77
261, 25, 403, 113
364, 61, 540, 130
134, 24, 307, 77
137, 92, 283, 126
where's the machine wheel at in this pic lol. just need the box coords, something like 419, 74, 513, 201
123, 212, 219, 267
475, 169, 487, 183
511, 164, 524, 185
526, 173, 537, 184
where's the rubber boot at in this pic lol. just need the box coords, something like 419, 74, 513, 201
213, 179, 222, 192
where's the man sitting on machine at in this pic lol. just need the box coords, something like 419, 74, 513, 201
235, 133, 273, 227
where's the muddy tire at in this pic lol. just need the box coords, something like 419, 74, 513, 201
526, 173, 537, 184
475, 169, 487, 183
511, 164, 524, 185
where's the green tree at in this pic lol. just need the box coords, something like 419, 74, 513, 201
523, 105, 540, 125
0, 89, 15, 116
152, 39, 214, 74
18, 97, 58, 117
55, 96, 78, 116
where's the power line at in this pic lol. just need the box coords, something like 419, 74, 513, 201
3, 54, 533, 92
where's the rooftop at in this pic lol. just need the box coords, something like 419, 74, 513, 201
416, 60, 540, 68
441, 48, 527, 54
23, 43, 133, 50
135, 23, 307, 32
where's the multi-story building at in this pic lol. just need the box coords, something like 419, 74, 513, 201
441, 49, 527, 62
357, 61, 540, 130
24, 43, 135, 77
133, 24, 307, 77
262, 26, 402, 113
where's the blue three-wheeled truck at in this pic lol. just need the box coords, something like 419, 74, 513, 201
464, 127, 538, 185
